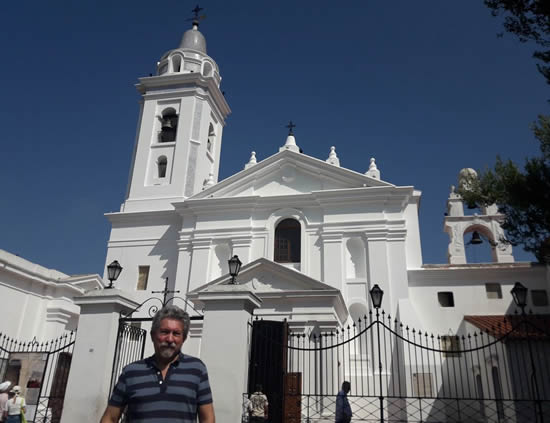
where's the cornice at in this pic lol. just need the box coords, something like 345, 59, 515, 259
105, 209, 178, 225
136, 73, 230, 119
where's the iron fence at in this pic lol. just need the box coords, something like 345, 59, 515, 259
0, 331, 75, 423
245, 311, 550, 422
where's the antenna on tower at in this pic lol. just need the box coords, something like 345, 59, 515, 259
187, 4, 207, 26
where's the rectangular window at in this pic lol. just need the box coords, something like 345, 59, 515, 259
438, 292, 455, 307
413, 373, 433, 397
532, 290, 549, 306
441, 335, 461, 357
485, 283, 502, 299
137, 266, 150, 291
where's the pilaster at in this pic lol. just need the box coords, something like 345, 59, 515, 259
321, 232, 343, 289
60, 289, 139, 423
189, 286, 261, 423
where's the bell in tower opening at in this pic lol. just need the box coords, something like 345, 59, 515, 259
159, 109, 178, 143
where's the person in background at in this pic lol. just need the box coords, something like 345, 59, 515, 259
3, 386, 25, 423
335, 381, 352, 423
0, 381, 11, 423
248, 384, 268, 422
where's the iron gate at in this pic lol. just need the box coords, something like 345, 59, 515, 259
247, 312, 550, 422
0, 331, 75, 423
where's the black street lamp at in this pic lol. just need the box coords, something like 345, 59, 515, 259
228, 255, 242, 284
106, 260, 123, 289
369, 284, 384, 309
511, 281, 528, 313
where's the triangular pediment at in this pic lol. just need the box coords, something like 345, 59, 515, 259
191, 150, 392, 199
188, 258, 349, 324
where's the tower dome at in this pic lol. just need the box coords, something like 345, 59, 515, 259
155, 20, 221, 86
179, 22, 207, 54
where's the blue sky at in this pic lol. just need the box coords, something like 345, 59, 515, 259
1, 1, 546, 276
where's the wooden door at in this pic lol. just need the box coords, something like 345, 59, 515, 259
283, 372, 301, 423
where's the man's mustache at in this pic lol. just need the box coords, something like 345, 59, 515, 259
160, 342, 177, 348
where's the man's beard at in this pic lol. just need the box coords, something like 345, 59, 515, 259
157, 342, 179, 359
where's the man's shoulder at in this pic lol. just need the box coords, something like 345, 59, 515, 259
120, 357, 151, 374
178, 354, 208, 369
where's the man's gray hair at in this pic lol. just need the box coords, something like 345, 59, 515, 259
151, 305, 190, 338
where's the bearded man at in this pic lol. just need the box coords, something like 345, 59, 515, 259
101, 305, 214, 423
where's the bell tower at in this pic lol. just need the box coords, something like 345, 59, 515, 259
122, 15, 231, 213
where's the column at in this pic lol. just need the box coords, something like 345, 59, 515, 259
190, 286, 261, 423
365, 231, 391, 309
60, 289, 139, 423
187, 238, 212, 292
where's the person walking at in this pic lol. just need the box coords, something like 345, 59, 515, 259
335, 381, 352, 423
101, 305, 215, 423
3, 386, 25, 423
248, 384, 268, 422
0, 382, 11, 423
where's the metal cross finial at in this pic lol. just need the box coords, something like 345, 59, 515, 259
286, 121, 296, 135
151, 277, 181, 306
191, 5, 203, 20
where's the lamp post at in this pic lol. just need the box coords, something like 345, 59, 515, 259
228, 255, 242, 284
369, 284, 384, 422
511, 282, 528, 314
511, 282, 542, 423
106, 260, 123, 289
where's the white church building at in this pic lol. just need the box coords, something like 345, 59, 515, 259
2, 17, 549, 423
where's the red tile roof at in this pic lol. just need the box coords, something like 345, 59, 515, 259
464, 315, 550, 340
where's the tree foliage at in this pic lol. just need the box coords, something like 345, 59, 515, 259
459, 115, 550, 262
484, 0, 550, 84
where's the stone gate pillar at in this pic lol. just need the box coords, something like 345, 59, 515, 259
60, 289, 139, 423
190, 285, 261, 423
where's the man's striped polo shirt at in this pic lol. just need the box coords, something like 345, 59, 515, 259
109, 353, 212, 422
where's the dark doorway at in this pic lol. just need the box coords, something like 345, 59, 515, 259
248, 320, 288, 423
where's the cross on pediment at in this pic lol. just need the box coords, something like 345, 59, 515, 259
286, 121, 296, 135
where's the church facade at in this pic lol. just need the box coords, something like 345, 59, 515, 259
2, 17, 550, 423
102, 21, 548, 336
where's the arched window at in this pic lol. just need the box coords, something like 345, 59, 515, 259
157, 156, 167, 178
203, 61, 213, 77
274, 219, 301, 263
159, 109, 178, 143
171, 55, 182, 73
207, 123, 215, 154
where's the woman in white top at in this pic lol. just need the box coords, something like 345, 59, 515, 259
2, 386, 25, 423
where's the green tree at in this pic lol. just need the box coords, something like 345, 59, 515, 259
459, 115, 550, 262
484, 0, 550, 84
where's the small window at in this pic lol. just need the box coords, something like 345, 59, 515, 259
158, 156, 167, 178
438, 292, 455, 307
485, 283, 502, 299
207, 123, 215, 154
532, 290, 549, 307
171, 55, 182, 73
413, 373, 433, 397
137, 266, 150, 290
441, 335, 461, 357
